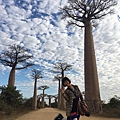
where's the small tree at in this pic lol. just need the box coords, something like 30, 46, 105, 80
37, 94, 43, 108
52, 94, 58, 108
108, 95, 120, 108
0, 85, 23, 108
31, 69, 43, 110
38, 85, 49, 108
0, 44, 34, 86
46, 94, 54, 107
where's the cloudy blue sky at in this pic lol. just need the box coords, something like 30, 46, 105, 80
0, 0, 120, 102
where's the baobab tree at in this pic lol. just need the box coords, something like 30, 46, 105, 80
37, 93, 44, 108
52, 94, 58, 108
53, 75, 61, 108
46, 94, 54, 107
53, 94, 58, 104
31, 69, 43, 110
0, 44, 34, 86
61, 0, 117, 112
52, 62, 72, 110
38, 85, 49, 108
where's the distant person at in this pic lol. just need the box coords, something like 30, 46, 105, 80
60, 77, 86, 120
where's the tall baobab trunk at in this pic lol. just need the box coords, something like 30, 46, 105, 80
8, 67, 15, 86
84, 19, 102, 112
32, 78, 37, 110
42, 90, 45, 108
49, 97, 51, 107
58, 79, 61, 108
37, 97, 40, 108
59, 71, 66, 110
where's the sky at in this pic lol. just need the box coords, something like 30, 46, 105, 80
0, 0, 120, 103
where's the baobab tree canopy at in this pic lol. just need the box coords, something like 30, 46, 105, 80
38, 85, 49, 108
31, 69, 43, 80
62, 0, 117, 27
0, 44, 34, 86
53, 62, 72, 73
38, 85, 49, 90
0, 44, 34, 69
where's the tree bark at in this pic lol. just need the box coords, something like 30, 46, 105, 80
59, 71, 66, 110
42, 90, 45, 108
49, 97, 51, 107
32, 78, 37, 110
8, 67, 15, 86
84, 19, 102, 112
58, 79, 61, 108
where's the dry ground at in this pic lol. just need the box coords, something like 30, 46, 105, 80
15, 108, 120, 120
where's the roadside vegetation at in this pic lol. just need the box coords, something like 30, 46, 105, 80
0, 86, 120, 120
0, 86, 33, 120
99, 96, 120, 118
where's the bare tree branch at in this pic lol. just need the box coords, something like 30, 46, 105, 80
0, 44, 34, 69
61, 0, 117, 26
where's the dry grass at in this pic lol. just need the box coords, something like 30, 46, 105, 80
0, 108, 120, 120
0, 108, 32, 120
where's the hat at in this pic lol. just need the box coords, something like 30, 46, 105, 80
62, 77, 71, 86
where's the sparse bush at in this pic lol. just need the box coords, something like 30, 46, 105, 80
0, 99, 13, 115
101, 95, 120, 118
51, 102, 58, 108
108, 96, 120, 108
23, 97, 33, 108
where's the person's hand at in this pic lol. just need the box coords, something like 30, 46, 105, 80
60, 89, 64, 94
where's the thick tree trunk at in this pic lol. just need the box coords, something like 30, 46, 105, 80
8, 67, 15, 86
59, 85, 66, 110
59, 71, 66, 110
37, 97, 40, 108
58, 79, 61, 108
84, 19, 102, 113
49, 97, 51, 107
32, 78, 37, 110
42, 90, 45, 108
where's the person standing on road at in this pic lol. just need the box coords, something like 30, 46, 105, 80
60, 77, 85, 120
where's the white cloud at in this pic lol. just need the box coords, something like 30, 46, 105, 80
0, 0, 120, 102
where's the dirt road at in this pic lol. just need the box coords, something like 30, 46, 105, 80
16, 108, 119, 120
